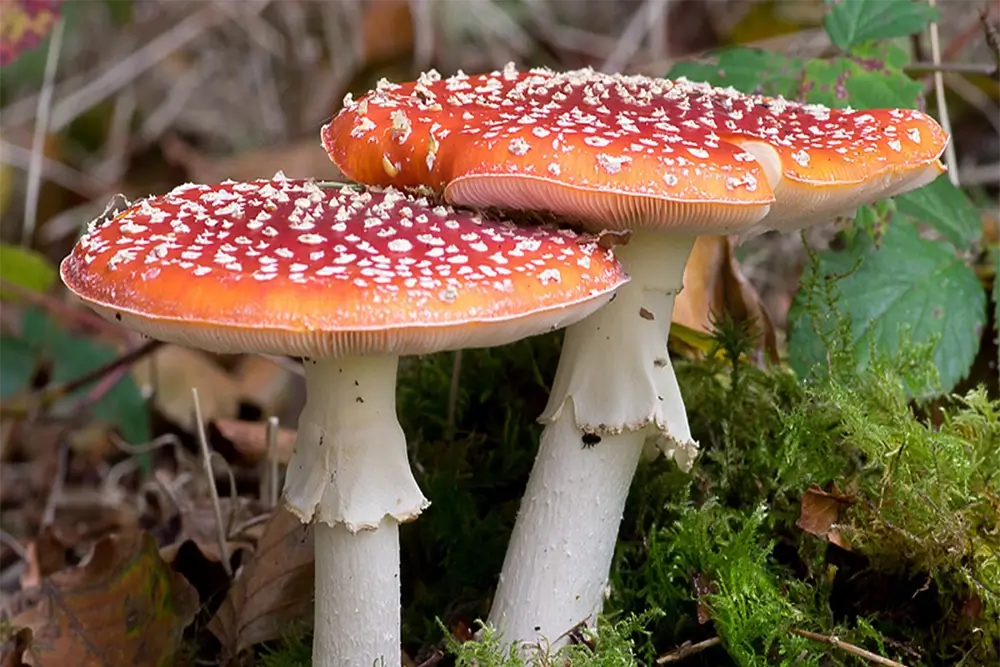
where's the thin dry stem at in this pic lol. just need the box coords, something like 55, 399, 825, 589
927, 0, 959, 186
656, 637, 722, 664
265, 415, 280, 508
23, 18, 65, 246
41, 442, 69, 527
191, 387, 233, 577
790, 628, 908, 667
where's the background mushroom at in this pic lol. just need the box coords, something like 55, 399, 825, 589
321, 65, 950, 648
59, 177, 629, 666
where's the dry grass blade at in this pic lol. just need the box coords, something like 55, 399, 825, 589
208, 506, 314, 661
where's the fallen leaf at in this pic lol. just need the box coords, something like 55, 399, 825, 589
159, 496, 261, 565
132, 345, 240, 432
12, 530, 198, 667
213, 418, 297, 465
18, 527, 67, 590
233, 355, 296, 417
672, 235, 778, 364
796, 483, 854, 550
209, 506, 314, 661
0, 627, 32, 667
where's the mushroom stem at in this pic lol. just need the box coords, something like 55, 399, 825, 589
315, 519, 400, 666
488, 232, 697, 646
283, 354, 428, 667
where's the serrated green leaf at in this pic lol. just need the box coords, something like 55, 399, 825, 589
789, 220, 986, 395
668, 48, 803, 98
0, 242, 58, 298
802, 57, 921, 109
895, 176, 982, 248
850, 41, 913, 70
0, 334, 36, 399
824, 0, 939, 52
22, 307, 150, 443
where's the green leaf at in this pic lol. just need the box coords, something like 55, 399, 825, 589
895, 176, 983, 248
0, 242, 58, 298
23, 307, 150, 444
668, 48, 803, 98
802, 57, 922, 109
824, 0, 939, 52
0, 334, 36, 399
789, 220, 986, 395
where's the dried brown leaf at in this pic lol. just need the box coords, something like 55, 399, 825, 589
796, 483, 854, 550
0, 627, 33, 667
159, 496, 261, 565
18, 528, 67, 590
208, 506, 314, 660
132, 345, 240, 432
214, 418, 297, 465
11, 530, 198, 667
672, 235, 778, 363
233, 355, 296, 417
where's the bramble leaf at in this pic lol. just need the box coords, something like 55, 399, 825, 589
668, 48, 803, 98
802, 57, 922, 109
824, 0, 938, 53
22, 308, 151, 444
788, 220, 986, 395
895, 176, 983, 248
0, 334, 35, 399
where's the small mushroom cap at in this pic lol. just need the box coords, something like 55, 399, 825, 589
60, 179, 628, 358
323, 64, 947, 235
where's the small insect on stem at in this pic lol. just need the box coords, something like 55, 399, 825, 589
581, 432, 602, 449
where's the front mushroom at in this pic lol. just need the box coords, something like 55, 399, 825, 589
59, 178, 628, 667
322, 64, 949, 649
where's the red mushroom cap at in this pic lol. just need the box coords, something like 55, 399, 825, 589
60, 178, 628, 357
323, 65, 948, 234
324, 66, 774, 234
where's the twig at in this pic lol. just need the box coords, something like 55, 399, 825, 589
656, 637, 722, 664
41, 441, 69, 527
927, 0, 958, 186
191, 388, 233, 577
0, 340, 163, 417
265, 416, 280, 509
23, 18, 65, 246
790, 628, 908, 667
905, 61, 998, 77
0, 530, 29, 563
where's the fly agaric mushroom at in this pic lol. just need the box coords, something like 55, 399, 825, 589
59, 176, 629, 667
321, 65, 949, 647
